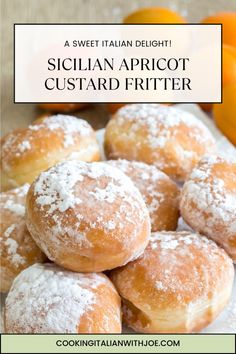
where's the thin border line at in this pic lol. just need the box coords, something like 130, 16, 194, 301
13, 23, 223, 104
1, 333, 235, 354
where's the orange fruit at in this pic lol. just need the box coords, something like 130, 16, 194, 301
38, 103, 88, 113
213, 83, 236, 145
202, 12, 236, 48
124, 7, 186, 24
222, 45, 236, 86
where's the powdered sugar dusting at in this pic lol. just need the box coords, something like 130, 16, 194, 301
1, 224, 25, 267
155, 280, 167, 291
5, 263, 115, 333
116, 104, 215, 149
1, 184, 44, 274
18, 140, 31, 153
3, 224, 16, 239
150, 231, 212, 251
34, 161, 83, 213
33, 160, 145, 217
29, 115, 92, 149
130, 231, 233, 305
1, 186, 30, 268
107, 159, 179, 231
29, 160, 150, 264
3, 200, 25, 216
112, 230, 234, 334
180, 155, 236, 260
14, 184, 30, 197
1, 184, 29, 216
108, 159, 167, 182
1, 115, 95, 170
106, 104, 215, 179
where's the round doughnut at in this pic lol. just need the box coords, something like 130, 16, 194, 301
26, 160, 150, 272
107, 159, 180, 231
110, 231, 234, 333
1, 115, 100, 191
180, 155, 236, 262
5, 263, 121, 333
0, 184, 46, 292
104, 104, 216, 181
38, 103, 88, 113
106, 103, 171, 116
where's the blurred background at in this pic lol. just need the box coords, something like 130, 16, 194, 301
1, 0, 236, 144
